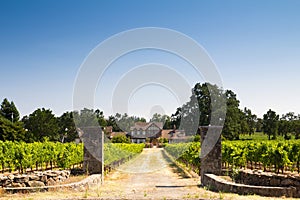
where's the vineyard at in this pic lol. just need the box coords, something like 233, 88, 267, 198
104, 143, 145, 169
222, 140, 300, 173
2, 139, 300, 175
0, 141, 144, 174
164, 142, 201, 174
165, 140, 300, 174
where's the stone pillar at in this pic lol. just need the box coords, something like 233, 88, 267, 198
78, 126, 104, 178
200, 126, 222, 184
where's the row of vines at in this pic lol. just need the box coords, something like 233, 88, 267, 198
165, 140, 300, 174
0, 141, 83, 173
165, 142, 201, 174
0, 141, 145, 174
104, 143, 144, 167
222, 140, 300, 173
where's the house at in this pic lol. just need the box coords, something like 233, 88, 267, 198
108, 132, 127, 139
127, 122, 163, 144
165, 129, 193, 143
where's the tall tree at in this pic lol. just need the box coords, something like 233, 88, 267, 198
73, 108, 98, 128
255, 118, 263, 132
107, 115, 121, 132
58, 111, 78, 142
0, 98, 20, 122
162, 115, 172, 129
293, 120, 300, 139
279, 112, 297, 139
95, 109, 107, 127
193, 83, 212, 126
263, 109, 279, 140
278, 120, 290, 139
222, 90, 242, 140
242, 107, 257, 135
114, 113, 146, 132
171, 107, 182, 129
172, 82, 228, 136
23, 108, 59, 142
0, 115, 25, 141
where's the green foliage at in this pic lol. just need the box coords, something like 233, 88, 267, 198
222, 90, 242, 140
58, 112, 78, 142
241, 107, 257, 135
73, 108, 98, 128
150, 113, 172, 129
111, 135, 130, 143
263, 109, 279, 140
0, 141, 83, 172
165, 142, 201, 173
23, 108, 60, 142
95, 109, 107, 127
193, 135, 200, 142
165, 140, 300, 174
0, 115, 25, 141
222, 140, 300, 173
0, 98, 20, 122
159, 137, 169, 143
104, 143, 144, 166
106, 113, 146, 132
0, 141, 144, 172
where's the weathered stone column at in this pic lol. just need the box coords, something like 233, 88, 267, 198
78, 126, 104, 178
200, 126, 222, 184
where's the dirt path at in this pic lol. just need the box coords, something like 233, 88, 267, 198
98, 148, 200, 199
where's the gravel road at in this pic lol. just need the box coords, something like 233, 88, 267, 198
98, 148, 201, 199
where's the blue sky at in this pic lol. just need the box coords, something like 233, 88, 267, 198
1, 0, 300, 119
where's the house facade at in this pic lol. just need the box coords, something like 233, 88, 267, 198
127, 122, 163, 144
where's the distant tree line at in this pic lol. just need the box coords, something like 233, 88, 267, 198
1, 82, 300, 142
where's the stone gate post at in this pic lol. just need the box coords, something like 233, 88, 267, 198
78, 126, 104, 182
200, 126, 222, 184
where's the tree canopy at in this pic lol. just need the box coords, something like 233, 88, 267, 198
0, 98, 20, 122
23, 108, 59, 142
263, 109, 279, 140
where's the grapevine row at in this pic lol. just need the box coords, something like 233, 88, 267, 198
164, 142, 201, 174
222, 140, 300, 173
104, 143, 145, 166
0, 141, 83, 173
165, 140, 300, 174
0, 141, 144, 174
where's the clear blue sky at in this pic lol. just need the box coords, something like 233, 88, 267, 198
1, 0, 300, 119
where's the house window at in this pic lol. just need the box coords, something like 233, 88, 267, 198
137, 130, 140, 135
143, 131, 145, 135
